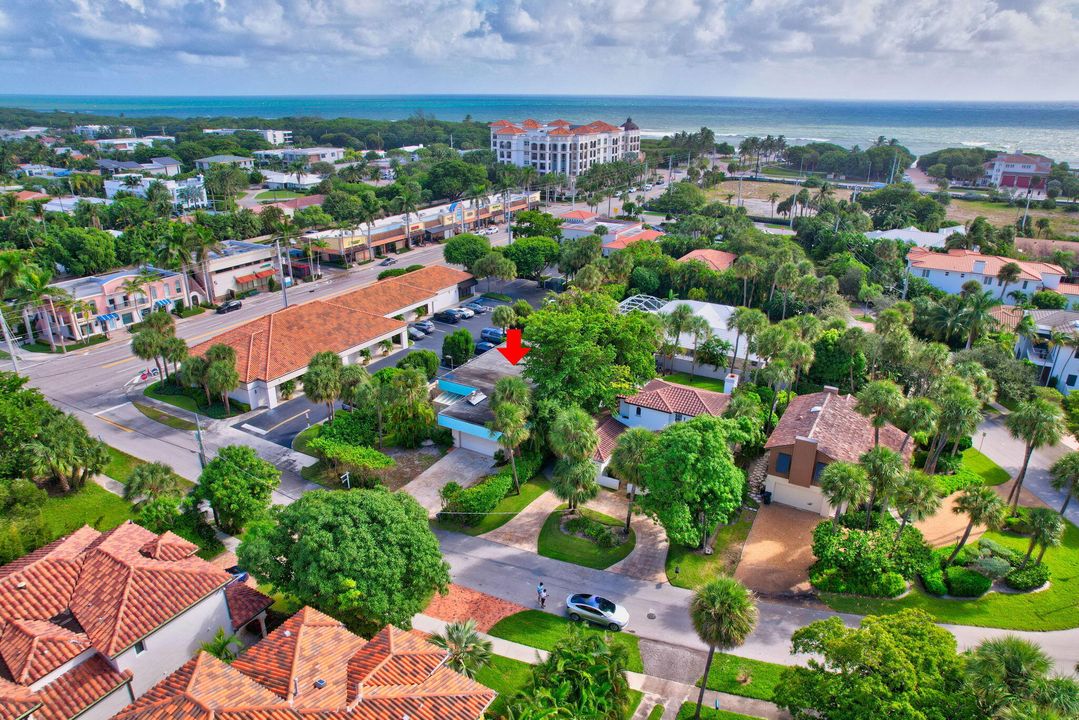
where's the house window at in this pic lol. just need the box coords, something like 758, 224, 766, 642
1068, 375, 1077, 387
134, 640, 146, 655
674, 413, 684, 422
635, 406, 642, 416
775, 452, 792, 474
813, 462, 827, 482
121, 312, 134, 325
1023, 281, 1029, 289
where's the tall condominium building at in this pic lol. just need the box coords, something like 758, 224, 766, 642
490, 118, 641, 176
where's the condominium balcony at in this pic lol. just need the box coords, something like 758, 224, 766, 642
1026, 346, 1054, 365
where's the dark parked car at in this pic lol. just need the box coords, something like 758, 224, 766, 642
412, 320, 435, 333
464, 301, 490, 314
474, 341, 496, 354
379, 256, 398, 266
407, 327, 426, 341
480, 327, 505, 344
225, 565, 249, 583
433, 310, 460, 324
216, 300, 242, 314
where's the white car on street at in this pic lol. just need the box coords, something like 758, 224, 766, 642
565, 593, 629, 630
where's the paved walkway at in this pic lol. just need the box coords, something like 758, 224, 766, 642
483, 489, 561, 551
735, 504, 816, 596
400, 448, 494, 517
587, 490, 669, 582
412, 614, 785, 720
916, 490, 987, 548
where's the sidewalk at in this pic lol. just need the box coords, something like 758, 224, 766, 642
412, 614, 784, 719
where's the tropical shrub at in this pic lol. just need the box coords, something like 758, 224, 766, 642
968, 556, 1013, 581
809, 516, 929, 597
921, 566, 947, 596
397, 350, 440, 380
1003, 507, 1034, 535
438, 452, 543, 525
320, 409, 377, 447
944, 566, 992, 597
977, 537, 1022, 565
1005, 563, 1051, 591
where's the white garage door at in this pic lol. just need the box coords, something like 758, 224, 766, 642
770, 480, 829, 516
457, 431, 500, 457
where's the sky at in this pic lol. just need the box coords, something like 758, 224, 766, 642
0, 0, 1078, 101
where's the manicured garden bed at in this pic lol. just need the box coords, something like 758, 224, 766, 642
437, 477, 551, 536
133, 401, 197, 431
667, 372, 728, 393
824, 519, 1079, 631
475, 655, 533, 719
537, 505, 636, 570
698, 653, 785, 701
487, 610, 644, 673
23, 335, 108, 353
144, 380, 247, 419
667, 509, 754, 589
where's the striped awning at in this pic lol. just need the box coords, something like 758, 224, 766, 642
235, 273, 258, 284
96, 313, 119, 323
153, 299, 171, 308
254, 269, 276, 279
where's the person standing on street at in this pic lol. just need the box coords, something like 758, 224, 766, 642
536, 581, 546, 608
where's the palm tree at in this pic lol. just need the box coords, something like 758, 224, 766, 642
967, 636, 1054, 717
200, 628, 242, 663
958, 289, 999, 350
860, 446, 905, 529
854, 380, 904, 446
897, 397, 938, 452
392, 180, 422, 249
491, 376, 532, 414
759, 359, 794, 432
996, 262, 1022, 301
783, 339, 814, 389
122, 461, 181, 504
663, 303, 694, 372
208, 359, 240, 416
132, 331, 165, 379
11, 263, 56, 347
1022, 508, 1064, 567
548, 406, 599, 513
302, 361, 342, 423
946, 485, 1006, 566
121, 271, 155, 321
1005, 399, 1065, 514
686, 314, 711, 377
774, 262, 799, 320
0, 249, 25, 298
1049, 451, 1079, 515
689, 578, 759, 720
732, 257, 760, 308
892, 471, 941, 546
767, 191, 780, 219
429, 619, 492, 679
487, 403, 529, 495
818, 461, 869, 521
491, 305, 516, 332
728, 307, 767, 376
551, 458, 599, 515
609, 427, 657, 533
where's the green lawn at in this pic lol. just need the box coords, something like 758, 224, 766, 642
699, 653, 785, 701
538, 505, 636, 570
42, 483, 134, 539
667, 372, 728, 393
23, 335, 107, 353
667, 509, 754, 589
961, 448, 1010, 485
291, 423, 322, 456
175, 306, 206, 319
647, 705, 665, 720
824, 520, 1079, 631
103, 446, 142, 484
487, 610, 644, 673
475, 655, 533, 718
133, 401, 196, 431
677, 703, 764, 720
256, 190, 304, 201
438, 477, 551, 536
144, 381, 246, 419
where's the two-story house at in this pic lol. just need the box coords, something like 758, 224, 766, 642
0, 522, 272, 720
982, 152, 1052, 190
593, 378, 734, 489
763, 387, 912, 516
905, 247, 1065, 298
113, 606, 495, 720
1010, 308, 1079, 391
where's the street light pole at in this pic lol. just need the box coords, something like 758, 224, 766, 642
275, 238, 290, 309
194, 413, 207, 469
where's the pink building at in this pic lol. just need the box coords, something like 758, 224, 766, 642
34, 267, 184, 342
982, 153, 1052, 190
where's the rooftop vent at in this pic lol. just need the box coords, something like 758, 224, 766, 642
314, 679, 326, 689
466, 391, 487, 406
810, 406, 823, 413
283, 630, 292, 637
15, 582, 25, 590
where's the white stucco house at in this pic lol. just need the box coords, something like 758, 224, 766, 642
865, 225, 966, 249
905, 247, 1065, 298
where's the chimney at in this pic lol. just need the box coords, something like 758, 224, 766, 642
973, 259, 987, 274
822, 385, 838, 395
724, 373, 739, 394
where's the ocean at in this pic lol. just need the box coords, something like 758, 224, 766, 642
3, 94, 1078, 162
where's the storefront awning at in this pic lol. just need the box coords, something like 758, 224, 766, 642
153, 299, 171, 308
235, 273, 258, 284
254, 269, 276, 280
96, 313, 119, 323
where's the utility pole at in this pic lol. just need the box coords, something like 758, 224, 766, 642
194, 414, 207, 469
275, 238, 290, 308
1021, 190, 1033, 232
667, 154, 673, 186
0, 311, 19, 373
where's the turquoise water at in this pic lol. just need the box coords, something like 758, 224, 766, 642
3, 94, 1078, 162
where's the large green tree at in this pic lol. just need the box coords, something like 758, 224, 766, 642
238, 488, 449, 630
639, 415, 746, 548
443, 233, 490, 269
502, 235, 561, 281
196, 445, 279, 533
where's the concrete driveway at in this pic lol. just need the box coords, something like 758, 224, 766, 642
734, 504, 820, 596
400, 447, 494, 517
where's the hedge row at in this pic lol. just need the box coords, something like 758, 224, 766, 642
439, 452, 543, 526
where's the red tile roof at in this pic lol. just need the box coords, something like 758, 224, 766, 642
621, 378, 730, 418
906, 247, 1064, 282
605, 229, 664, 251
679, 249, 738, 272
521, 119, 541, 129
594, 415, 628, 463
493, 125, 524, 135
13, 191, 49, 203
224, 583, 273, 631
34, 653, 131, 720
990, 305, 1024, 330
117, 607, 495, 720
0, 677, 40, 720
547, 127, 573, 136
560, 209, 596, 221
765, 390, 911, 464
0, 619, 91, 684
547, 119, 571, 127
1057, 282, 1079, 297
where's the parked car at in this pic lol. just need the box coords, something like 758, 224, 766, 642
643, 183, 653, 190
566, 594, 629, 631
464, 301, 489, 314
411, 320, 435, 333
379, 256, 397, 266
407, 327, 426, 341
656, 177, 665, 185
474, 341, 496, 354
433, 310, 460, 324
216, 300, 242, 314
480, 327, 505, 344
454, 306, 475, 319
225, 566, 249, 583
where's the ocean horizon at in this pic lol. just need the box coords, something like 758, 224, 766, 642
3, 93, 1078, 162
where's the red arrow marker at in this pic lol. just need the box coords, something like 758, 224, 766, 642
497, 328, 530, 365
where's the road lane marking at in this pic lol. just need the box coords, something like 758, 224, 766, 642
96, 416, 133, 433
264, 408, 315, 433
241, 423, 269, 436
94, 403, 129, 416
184, 317, 259, 342
101, 357, 138, 369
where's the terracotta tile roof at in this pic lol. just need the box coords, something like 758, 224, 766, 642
120, 607, 495, 720
0, 527, 100, 624
594, 415, 628, 463
605, 229, 664, 251
488, 120, 513, 128
0, 678, 40, 720
34, 653, 131, 720
990, 305, 1024, 330
547, 127, 573, 137
137, 531, 199, 561
328, 277, 434, 315
1014, 236, 1079, 259
547, 119, 571, 127
224, 583, 273, 631
0, 619, 92, 684
765, 390, 911, 464
621, 378, 730, 418
386, 265, 473, 294
521, 119, 541, 129
906, 247, 1064, 282
493, 125, 524, 135
1057, 282, 1079, 297
560, 209, 596, 221
679, 249, 738, 272
13, 191, 49, 202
